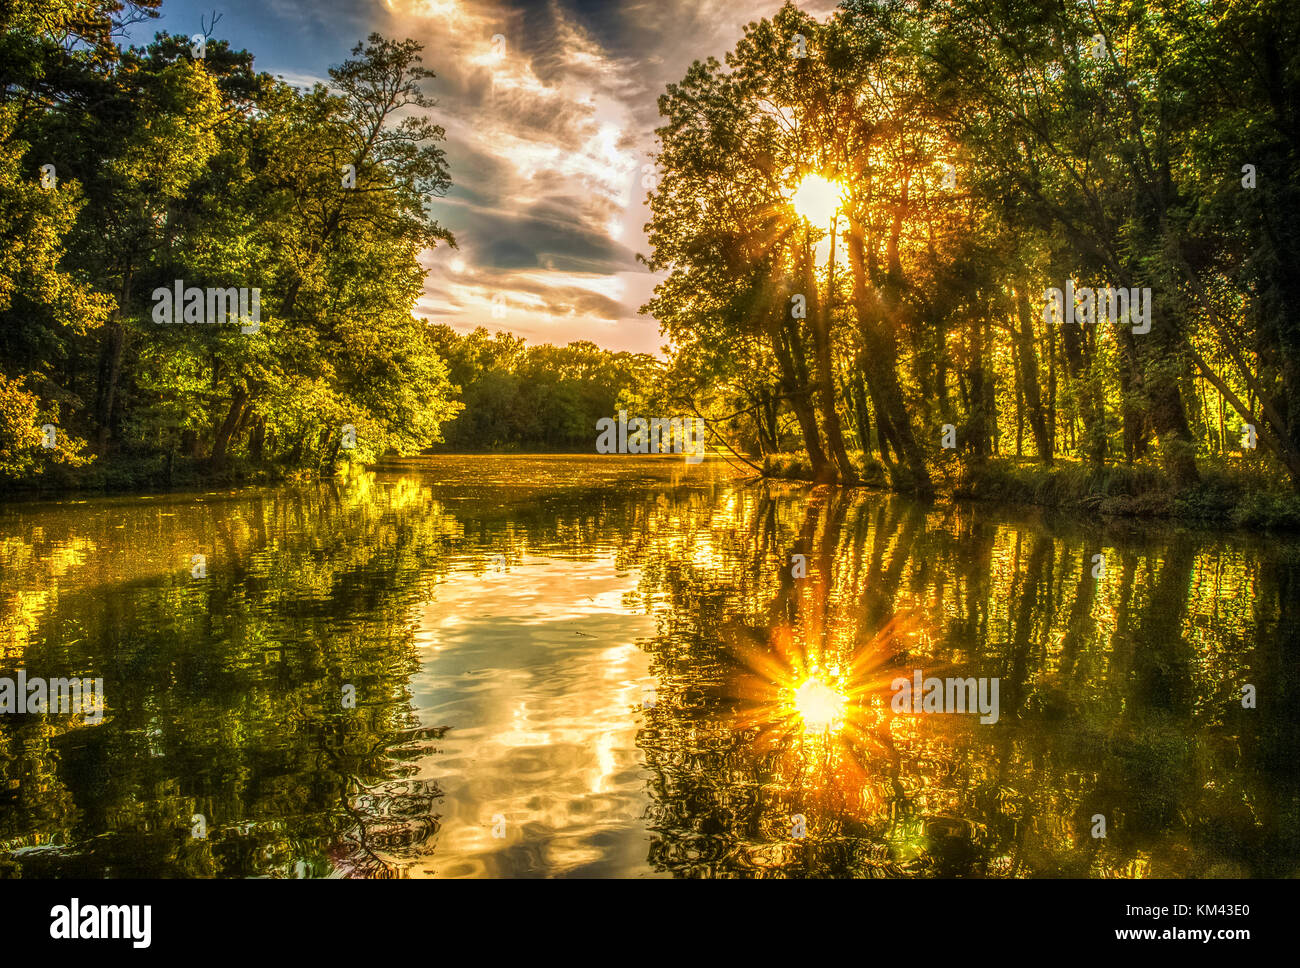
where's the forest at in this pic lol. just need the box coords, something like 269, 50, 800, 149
0, 0, 666, 484
641, 0, 1300, 522
425, 326, 658, 453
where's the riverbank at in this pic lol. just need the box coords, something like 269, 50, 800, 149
0, 454, 319, 497
10, 448, 1300, 531
761, 451, 1300, 529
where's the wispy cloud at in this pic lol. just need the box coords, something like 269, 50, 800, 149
134, 0, 839, 353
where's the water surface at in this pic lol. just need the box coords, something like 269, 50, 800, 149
1, 455, 1297, 877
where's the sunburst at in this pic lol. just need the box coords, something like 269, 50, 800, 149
720, 610, 929, 751
792, 675, 846, 734
789, 174, 845, 226
705, 609, 938, 834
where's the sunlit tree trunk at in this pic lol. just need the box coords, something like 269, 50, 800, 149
803, 235, 856, 484
1012, 282, 1052, 463
768, 314, 830, 478
845, 220, 933, 495
210, 386, 249, 466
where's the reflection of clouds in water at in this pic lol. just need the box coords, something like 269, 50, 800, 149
1, 456, 1287, 878
405, 553, 658, 877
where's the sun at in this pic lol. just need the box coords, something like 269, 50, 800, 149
790, 174, 845, 225
793, 675, 847, 734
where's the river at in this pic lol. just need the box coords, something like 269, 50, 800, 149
1, 455, 1297, 877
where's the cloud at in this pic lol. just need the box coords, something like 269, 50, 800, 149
142, 0, 840, 353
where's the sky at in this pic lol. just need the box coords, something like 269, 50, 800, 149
125, 0, 837, 355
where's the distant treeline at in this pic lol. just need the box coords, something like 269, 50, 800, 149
426, 326, 660, 453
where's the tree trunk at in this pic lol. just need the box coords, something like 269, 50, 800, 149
249, 417, 267, 463
94, 319, 127, 454
1135, 299, 1200, 487
770, 312, 830, 478
210, 386, 249, 466
1012, 281, 1052, 463
845, 220, 932, 494
1059, 316, 1106, 468
804, 235, 856, 484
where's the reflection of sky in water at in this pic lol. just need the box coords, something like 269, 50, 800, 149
1, 457, 1295, 878
406, 554, 662, 877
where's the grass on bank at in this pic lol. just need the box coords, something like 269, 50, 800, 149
760, 451, 1300, 529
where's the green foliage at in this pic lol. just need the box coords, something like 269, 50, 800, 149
0, 8, 459, 487
427, 326, 659, 452
0, 373, 43, 480
0, 373, 90, 481
949, 456, 1300, 526
645, 0, 1300, 501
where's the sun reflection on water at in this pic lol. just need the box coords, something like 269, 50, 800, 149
791, 674, 847, 734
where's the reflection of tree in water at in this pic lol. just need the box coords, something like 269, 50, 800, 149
335, 773, 446, 879
0, 477, 455, 878
0, 463, 748, 878
632, 484, 1300, 878
2, 463, 1297, 878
